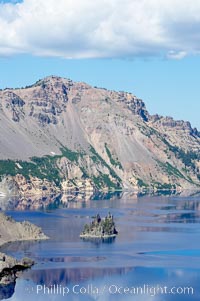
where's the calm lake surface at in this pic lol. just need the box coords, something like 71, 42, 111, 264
1, 193, 200, 300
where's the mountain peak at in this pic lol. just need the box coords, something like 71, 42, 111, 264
32, 75, 72, 88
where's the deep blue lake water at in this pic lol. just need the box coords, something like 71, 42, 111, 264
1, 193, 200, 300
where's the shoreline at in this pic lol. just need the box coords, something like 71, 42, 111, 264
0, 212, 48, 285
1, 187, 200, 199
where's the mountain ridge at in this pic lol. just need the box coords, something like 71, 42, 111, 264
2, 75, 199, 133
0, 75, 199, 193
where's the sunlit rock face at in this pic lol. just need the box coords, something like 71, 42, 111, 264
0, 75, 200, 193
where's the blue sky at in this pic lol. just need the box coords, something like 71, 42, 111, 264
0, 0, 200, 129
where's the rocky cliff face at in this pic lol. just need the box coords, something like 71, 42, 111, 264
0, 212, 48, 285
0, 76, 200, 193
0, 212, 48, 247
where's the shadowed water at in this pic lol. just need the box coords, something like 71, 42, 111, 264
1, 193, 200, 300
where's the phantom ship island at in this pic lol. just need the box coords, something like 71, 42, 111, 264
80, 213, 118, 239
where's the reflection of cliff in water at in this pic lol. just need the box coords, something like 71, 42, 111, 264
0, 282, 15, 300
159, 200, 200, 224
1, 191, 200, 213
22, 266, 131, 287
0, 191, 170, 211
0, 240, 42, 255
0, 192, 124, 211
0, 194, 61, 211
0, 190, 179, 211
129, 198, 200, 226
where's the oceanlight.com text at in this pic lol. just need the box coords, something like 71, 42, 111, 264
34, 283, 194, 297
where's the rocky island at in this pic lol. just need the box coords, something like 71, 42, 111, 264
80, 213, 118, 239
0, 212, 48, 285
